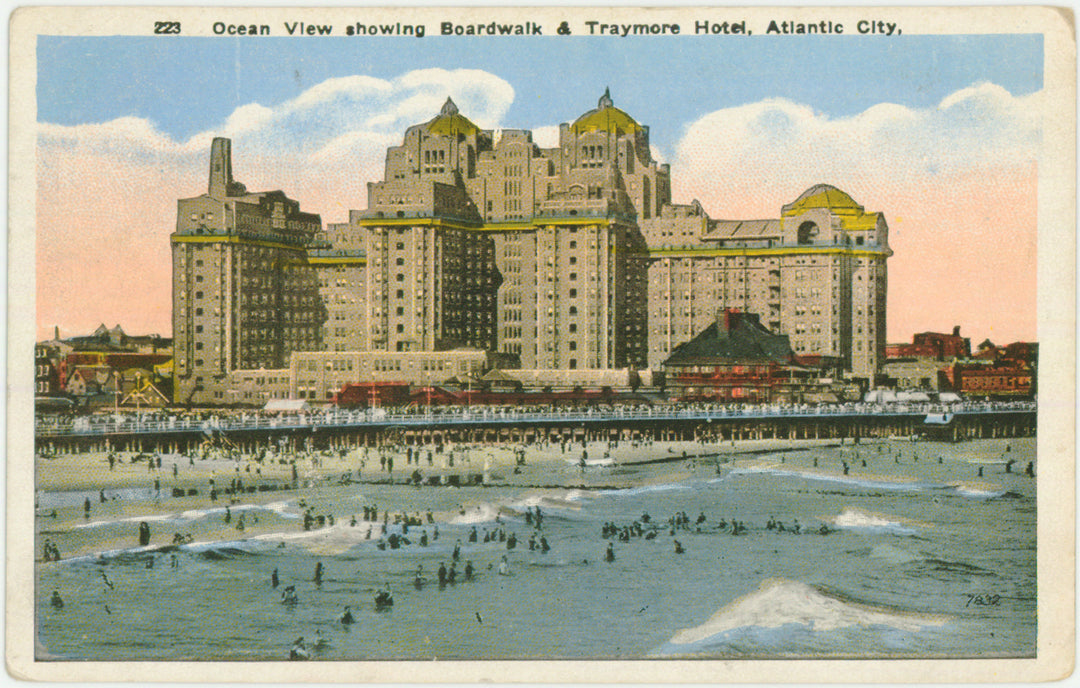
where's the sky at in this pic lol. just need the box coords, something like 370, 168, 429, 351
36, 34, 1044, 345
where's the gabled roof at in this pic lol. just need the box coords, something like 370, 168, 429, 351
663, 311, 794, 367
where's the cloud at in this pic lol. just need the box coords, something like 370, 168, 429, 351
37, 75, 1041, 346
670, 82, 1041, 343
36, 68, 516, 339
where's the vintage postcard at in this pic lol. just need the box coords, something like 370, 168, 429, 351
8, 5, 1076, 683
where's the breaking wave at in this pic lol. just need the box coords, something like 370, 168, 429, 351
657, 578, 948, 655
830, 509, 917, 534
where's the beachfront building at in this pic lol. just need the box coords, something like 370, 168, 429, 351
642, 186, 891, 380
171, 138, 325, 405
660, 309, 855, 404
335, 92, 654, 370
170, 93, 893, 406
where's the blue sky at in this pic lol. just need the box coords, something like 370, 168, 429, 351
38, 34, 1043, 158
36, 33, 1045, 343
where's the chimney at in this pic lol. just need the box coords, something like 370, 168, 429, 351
952, 326, 960, 337
53, 325, 59, 340
209, 137, 234, 199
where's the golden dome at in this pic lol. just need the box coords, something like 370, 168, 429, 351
426, 97, 480, 137
571, 88, 641, 136
782, 184, 863, 216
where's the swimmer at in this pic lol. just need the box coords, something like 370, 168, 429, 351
605, 543, 615, 563
498, 555, 511, 576
314, 562, 323, 585
289, 637, 309, 660
50, 590, 64, 609
271, 568, 279, 589
438, 562, 448, 587
374, 584, 393, 610
674, 540, 685, 554
414, 565, 425, 590
312, 630, 329, 652
465, 560, 474, 581
281, 585, 298, 605
100, 572, 114, 590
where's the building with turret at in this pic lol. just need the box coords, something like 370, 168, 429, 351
171, 91, 892, 405
171, 138, 324, 405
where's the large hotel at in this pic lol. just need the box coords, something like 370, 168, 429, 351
172, 91, 891, 405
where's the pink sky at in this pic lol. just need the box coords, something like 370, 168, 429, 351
36, 78, 1041, 347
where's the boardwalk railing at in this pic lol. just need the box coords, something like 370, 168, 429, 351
36, 401, 1037, 439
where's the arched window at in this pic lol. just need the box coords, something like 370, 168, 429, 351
797, 221, 818, 245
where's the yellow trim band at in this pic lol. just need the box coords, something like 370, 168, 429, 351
646, 246, 892, 258
171, 234, 307, 252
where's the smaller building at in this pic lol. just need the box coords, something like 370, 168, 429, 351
661, 309, 847, 403
940, 360, 1034, 399
886, 326, 971, 360
290, 349, 500, 404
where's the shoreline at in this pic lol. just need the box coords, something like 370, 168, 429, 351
34, 435, 1033, 561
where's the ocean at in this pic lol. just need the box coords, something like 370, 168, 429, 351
35, 437, 1036, 660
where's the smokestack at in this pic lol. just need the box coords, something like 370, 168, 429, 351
208, 138, 234, 198
952, 326, 960, 336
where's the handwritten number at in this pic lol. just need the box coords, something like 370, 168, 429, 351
965, 594, 1002, 607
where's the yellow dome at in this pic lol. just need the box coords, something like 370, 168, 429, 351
571, 88, 641, 136
782, 184, 863, 216
426, 97, 480, 137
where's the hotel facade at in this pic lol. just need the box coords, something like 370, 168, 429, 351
172, 91, 891, 405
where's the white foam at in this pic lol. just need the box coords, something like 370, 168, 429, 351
73, 512, 179, 529
830, 509, 915, 533
669, 578, 948, 645
949, 483, 1007, 499
449, 503, 502, 525
599, 482, 693, 497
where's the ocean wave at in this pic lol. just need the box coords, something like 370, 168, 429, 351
73, 501, 300, 531
72, 512, 180, 529
830, 509, 917, 534
732, 467, 1009, 501
598, 482, 694, 497
663, 578, 949, 649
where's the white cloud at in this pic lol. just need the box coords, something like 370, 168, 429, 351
671, 82, 1041, 217
36, 68, 516, 338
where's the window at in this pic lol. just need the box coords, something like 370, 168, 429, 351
569, 289, 577, 298
396, 290, 404, 299
195, 291, 203, 299
195, 308, 203, 316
